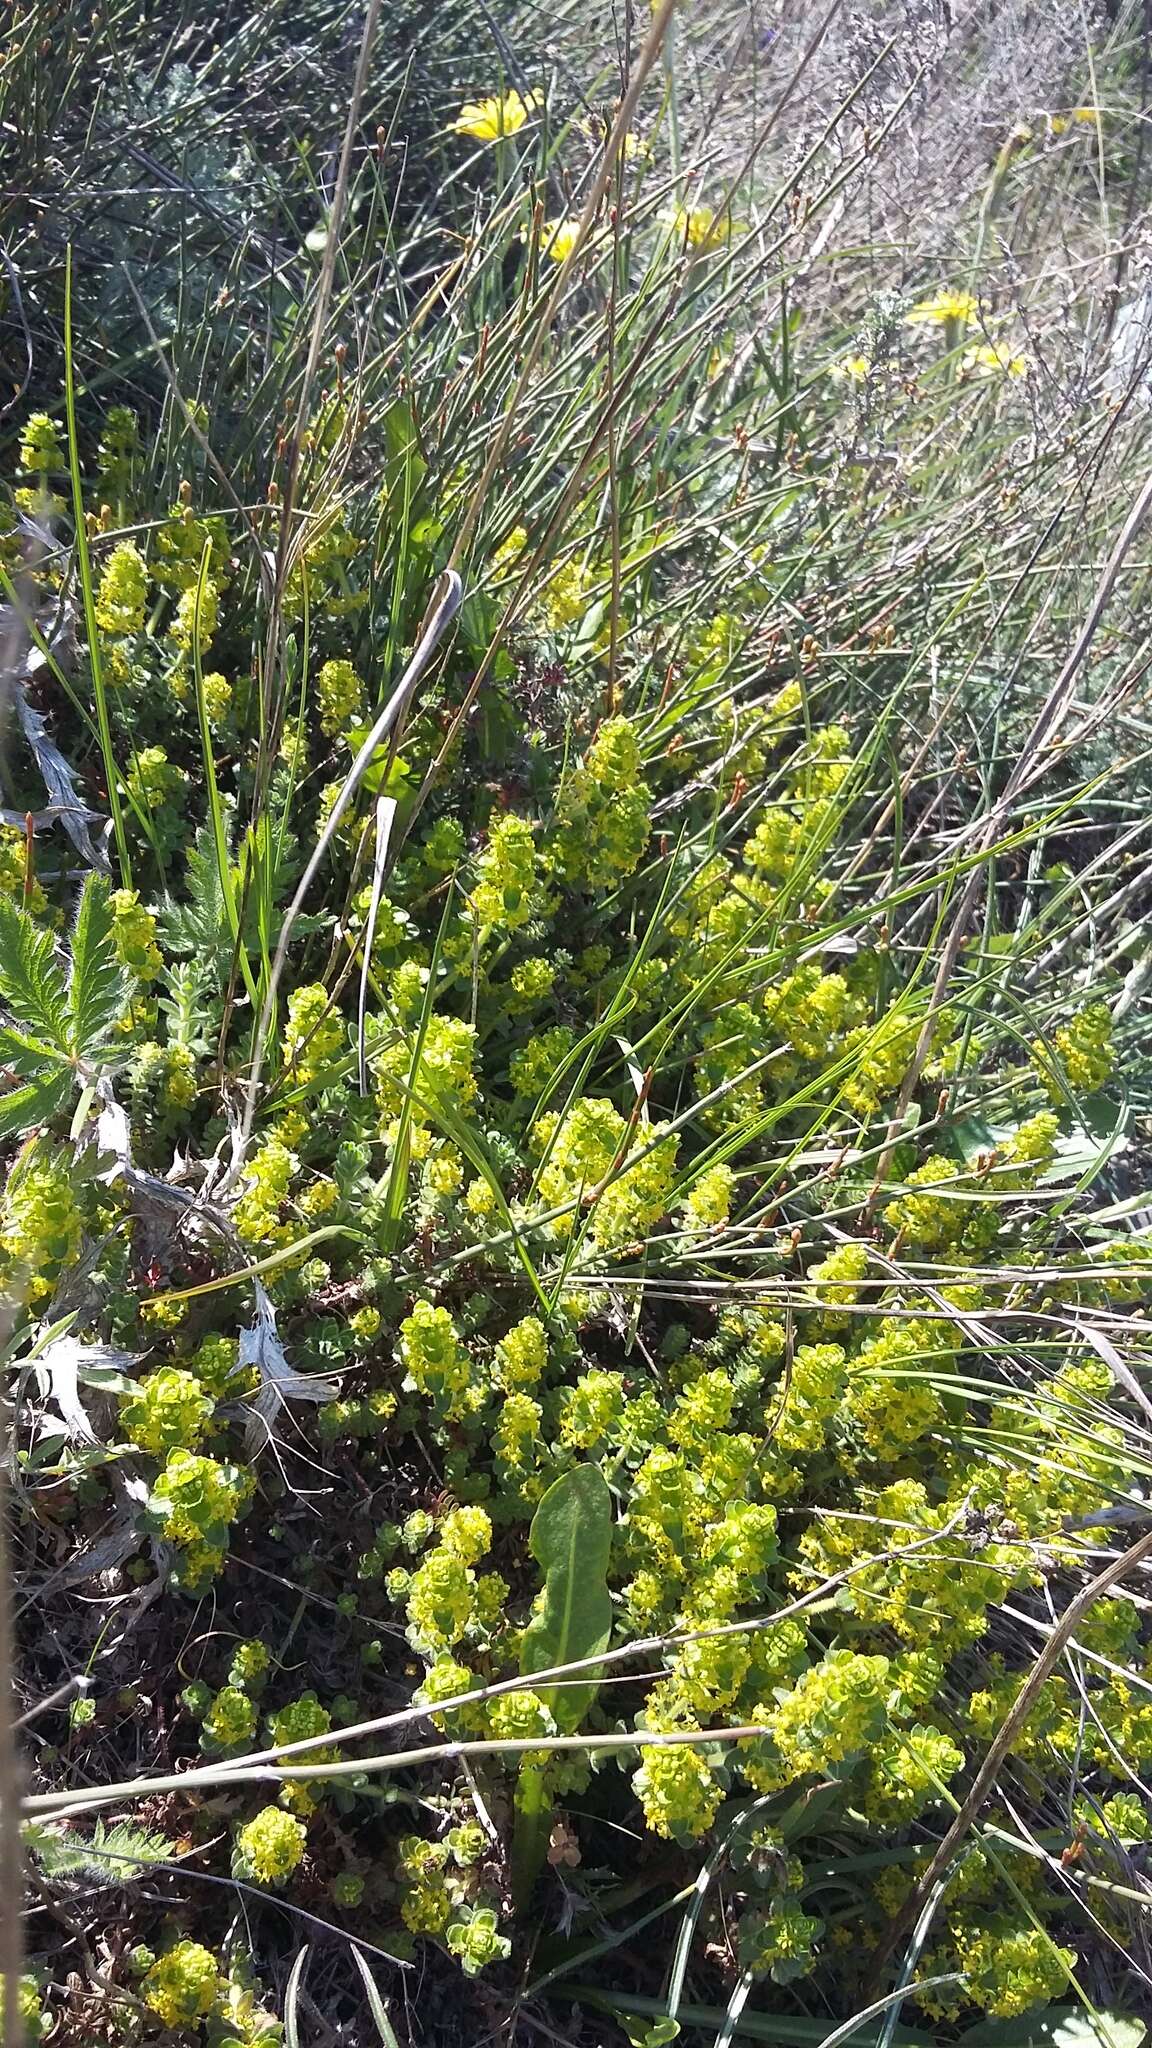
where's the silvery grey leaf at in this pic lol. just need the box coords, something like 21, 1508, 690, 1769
243, 1279, 338, 1451
15, 684, 110, 871
41, 1336, 143, 1446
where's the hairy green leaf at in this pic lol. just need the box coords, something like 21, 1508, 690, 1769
25, 1816, 171, 1883
0, 890, 69, 1048
0, 1022, 74, 1079
0, 1071, 73, 1142
67, 873, 128, 1056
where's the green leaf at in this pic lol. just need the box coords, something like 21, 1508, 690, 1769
513, 1465, 613, 1908
0, 1071, 73, 1141
520, 1462, 613, 1732
25, 1816, 171, 1883
347, 1948, 402, 2047
66, 874, 128, 1056
0, 891, 69, 1048
960, 2014, 1145, 2048
569, 1988, 934, 2047
0, 1022, 74, 1079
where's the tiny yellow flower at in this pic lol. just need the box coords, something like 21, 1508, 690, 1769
1048, 113, 1069, 136
904, 290, 980, 328
961, 342, 1028, 379
454, 89, 539, 142
830, 354, 871, 383
1073, 106, 1100, 125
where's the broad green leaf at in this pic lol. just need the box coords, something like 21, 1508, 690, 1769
960, 2012, 1146, 2048
0, 1071, 73, 1142
0, 891, 69, 1047
0, 1022, 74, 1079
513, 1464, 613, 1908
520, 1462, 613, 1732
67, 873, 129, 1056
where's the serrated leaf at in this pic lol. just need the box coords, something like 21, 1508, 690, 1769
0, 891, 70, 1047
26, 1816, 171, 1883
0, 1022, 74, 1077
161, 819, 230, 960
520, 1463, 613, 1732
0, 1070, 73, 1141
67, 873, 128, 1056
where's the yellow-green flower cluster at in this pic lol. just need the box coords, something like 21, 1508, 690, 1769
316, 657, 364, 737
121, 1366, 213, 1457
0, 1138, 83, 1305
149, 1450, 252, 1591
494, 1315, 548, 1389
169, 576, 219, 654
233, 1804, 307, 1885
95, 541, 148, 636
398, 1300, 476, 1418
125, 744, 188, 817
201, 1684, 257, 1755
1033, 1001, 1113, 1101
266, 1693, 339, 1816
534, 1096, 678, 1251
550, 717, 652, 889
375, 1013, 478, 1132
679, 1161, 735, 1232
142, 1941, 220, 2026
471, 812, 538, 930
235, 1137, 299, 1248
282, 982, 345, 1086
110, 887, 163, 982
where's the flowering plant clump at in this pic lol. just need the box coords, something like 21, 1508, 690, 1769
232, 1806, 308, 1886
5, 36, 1152, 2045
141, 1942, 220, 2026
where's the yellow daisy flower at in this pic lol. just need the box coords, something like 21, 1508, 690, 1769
830, 354, 871, 383
540, 217, 582, 263
454, 89, 540, 142
905, 290, 980, 328
961, 343, 1028, 379
668, 204, 737, 252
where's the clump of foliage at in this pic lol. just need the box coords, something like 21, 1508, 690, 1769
7, 4, 1152, 2047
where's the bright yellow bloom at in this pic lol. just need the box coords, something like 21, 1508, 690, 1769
669, 205, 735, 252
577, 119, 643, 159
904, 290, 979, 328
830, 354, 871, 383
538, 218, 581, 263
1073, 106, 1100, 125
454, 89, 539, 141
961, 342, 1028, 379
